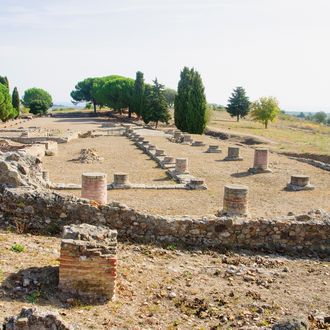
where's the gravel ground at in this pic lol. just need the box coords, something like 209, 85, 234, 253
0, 231, 329, 329
4, 116, 329, 217
44, 131, 330, 217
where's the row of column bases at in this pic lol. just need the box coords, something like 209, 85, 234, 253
81, 178, 312, 219
79, 126, 313, 214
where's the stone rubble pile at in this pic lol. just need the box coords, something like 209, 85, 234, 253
0, 151, 47, 188
3, 307, 73, 330
76, 148, 103, 164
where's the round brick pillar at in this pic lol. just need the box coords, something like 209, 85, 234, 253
114, 173, 129, 185
222, 184, 248, 216
81, 172, 107, 204
175, 158, 189, 174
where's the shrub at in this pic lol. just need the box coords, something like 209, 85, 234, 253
11, 243, 25, 253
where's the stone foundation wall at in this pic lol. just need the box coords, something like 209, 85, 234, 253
0, 186, 329, 255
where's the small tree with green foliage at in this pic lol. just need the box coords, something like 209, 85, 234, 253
226, 87, 250, 122
12, 87, 20, 118
312, 111, 327, 124
131, 71, 145, 119
0, 84, 15, 121
22, 88, 53, 115
174, 67, 207, 134
250, 96, 280, 129
143, 79, 170, 128
164, 88, 176, 108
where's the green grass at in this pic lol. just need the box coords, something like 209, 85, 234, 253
11, 243, 25, 253
208, 111, 330, 155
26, 290, 41, 304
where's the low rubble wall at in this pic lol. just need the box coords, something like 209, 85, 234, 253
0, 186, 329, 255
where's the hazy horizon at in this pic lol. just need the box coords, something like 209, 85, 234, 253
1, 0, 330, 112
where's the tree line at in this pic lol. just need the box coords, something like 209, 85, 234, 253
297, 111, 330, 125
71, 74, 173, 127
71, 67, 207, 133
0, 75, 53, 121
1, 69, 306, 131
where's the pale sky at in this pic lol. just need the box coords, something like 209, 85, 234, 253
1, 0, 330, 111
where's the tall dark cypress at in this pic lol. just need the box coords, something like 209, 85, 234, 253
12, 87, 20, 117
132, 71, 145, 119
174, 67, 207, 134
0, 76, 9, 89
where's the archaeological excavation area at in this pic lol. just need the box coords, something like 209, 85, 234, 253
0, 115, 329, 329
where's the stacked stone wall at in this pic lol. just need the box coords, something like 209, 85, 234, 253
0, 186, 329, 255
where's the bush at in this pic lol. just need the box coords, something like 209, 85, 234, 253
11, 243, 25, 253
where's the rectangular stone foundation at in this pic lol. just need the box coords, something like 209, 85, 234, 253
59, 224, 117, 303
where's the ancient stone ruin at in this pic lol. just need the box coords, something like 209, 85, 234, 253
175, 157, 189, 175
248, 148, 272, 173
59, 224, 117, 303
191, 140, 206, 147
221, 184, 249, 217
75, 148, 103, 164
224, 146, 243, 161
206, 144, 221, 153
113, 172, 130, 187
81, 172, 107, 204
286, 175, 315, 191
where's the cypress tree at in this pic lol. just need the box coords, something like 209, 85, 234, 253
132, 71, 145, 119
0, 76, 9, 89
0, 84, 15, 122
226, 87, 250, 122
174, 67, 207, 134
12, 87, 20, 118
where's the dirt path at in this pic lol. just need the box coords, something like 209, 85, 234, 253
0, 231, 329, 329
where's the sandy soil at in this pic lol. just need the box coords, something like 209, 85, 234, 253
35, 117, 330, 217
2, 116, 329, 217
42, 136, 171, 185
0, 231, 329, 329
